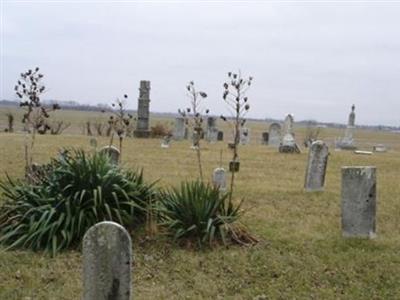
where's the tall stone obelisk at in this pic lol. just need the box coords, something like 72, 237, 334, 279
134, 80, 151, 138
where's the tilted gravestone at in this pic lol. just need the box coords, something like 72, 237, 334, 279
212, 167, 227, 191
134, 80, 151, 138
341, 166, 376, 238
83, 221, 132, 300
99, 145, 120, 165
173, 117, 186, 140
268, 123, 281, 147
304, 140, 329, 191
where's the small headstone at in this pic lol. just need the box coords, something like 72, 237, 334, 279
89, 138, 98, 148
161, 135, 171, 148
217, 131, 224, 141
304, 141, 329, 191
373, 144, 387, 153
99, 145, 120, 165
268, 123, 281, 147
240, 127, 250, 145
261, 132, 269, 145
212, 167, 227, 191
83, 221, 132, 300
341, 166, 376, 238
173, 117, 186, 140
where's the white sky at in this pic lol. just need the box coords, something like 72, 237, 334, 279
1, 1, 400, 126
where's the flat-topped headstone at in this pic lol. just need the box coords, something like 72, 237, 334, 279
261, 132, 269, 145
212, 167, 227, 191
206, 117, 218, 143
173, 117, 186, 140
304, 140, 329, 191
268, 123, 281, 147
341, 166, 376, 238
217, 131, 224, 141
373, 144, 387, 153
83, 221, 132, 300
99, 145, 120, 165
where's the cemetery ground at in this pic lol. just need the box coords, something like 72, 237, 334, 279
1, 109, 400, 299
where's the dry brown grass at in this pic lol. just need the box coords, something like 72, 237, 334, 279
0, 109, 400, 299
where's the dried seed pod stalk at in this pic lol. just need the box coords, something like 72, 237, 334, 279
179, 81, 209, 182
220, 71, 253, 200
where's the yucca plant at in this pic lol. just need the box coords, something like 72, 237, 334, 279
0, 149, 155, 255
158, 181, 243, 247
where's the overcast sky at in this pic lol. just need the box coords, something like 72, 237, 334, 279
1, 1, 399, 126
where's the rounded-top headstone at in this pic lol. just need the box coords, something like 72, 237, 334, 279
99, 145, 120, 165
83, 221, 132, 300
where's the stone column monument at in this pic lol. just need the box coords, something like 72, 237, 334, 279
134, 80, 151, 138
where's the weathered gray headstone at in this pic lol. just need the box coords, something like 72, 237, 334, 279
373, 144, 387, 153
279, 114, 300, 153
283, 114, 294, 136
212, 167, 227, 191
268, 123, 281, 147
173, 117, 186, 140
240, 127, 250, 145
261, 132, 269, 145
341, 166, 376, 238
161, 135, 171, 148
336, 105, 357, 150
206, 117, 218, 143
100, 145, 120, 165
217, 131, 224, 141
304, 141, 329, 191
134, 80, 151, 138
83, 221, 132, 300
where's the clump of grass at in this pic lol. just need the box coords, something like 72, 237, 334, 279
157, 181, 254, 248
0, 149, 155, 255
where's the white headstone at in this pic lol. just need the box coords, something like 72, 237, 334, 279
212, 168, 227, 191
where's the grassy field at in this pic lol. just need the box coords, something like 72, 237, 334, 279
0, 108, 400, 299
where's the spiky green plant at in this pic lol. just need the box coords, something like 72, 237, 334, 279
158, 181, 243, 247
0, 149, 155, 255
